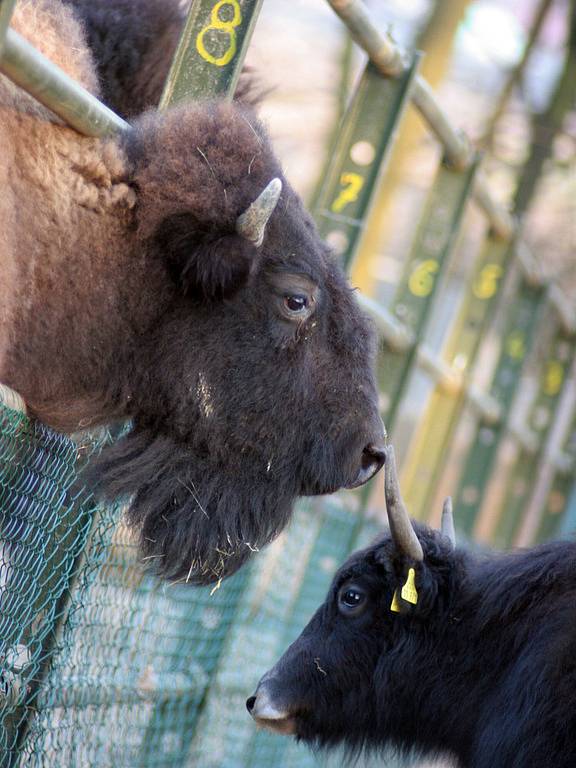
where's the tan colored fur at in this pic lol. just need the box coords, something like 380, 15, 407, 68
0, 0, 139, 426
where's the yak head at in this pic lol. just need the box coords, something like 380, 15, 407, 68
91, 101, 386, 585
247, 447, 460, 754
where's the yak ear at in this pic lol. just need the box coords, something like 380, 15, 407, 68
374, 540, 440, 617
154, 212, 257, 298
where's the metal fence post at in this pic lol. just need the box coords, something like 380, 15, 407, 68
492, 326, 576, 548
159, 0, 265, 107
454, 278, 546, 537
400, 230, 511, 520
312, 58, 420, 271
378, 155, 479, 432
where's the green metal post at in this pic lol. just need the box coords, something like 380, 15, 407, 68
0, 0, 16, 57
379, 155, 479, 432
159, 0, 264, 108
401, 234, 512, 520
536, 409, 576, 543
312, 58, 420, 271
455, 279, 546, 536
492, 328, 576, 548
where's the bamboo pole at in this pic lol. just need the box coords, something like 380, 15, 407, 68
0, 28, 130, 136
481, 0, 555, 149
326, 0, 575, 334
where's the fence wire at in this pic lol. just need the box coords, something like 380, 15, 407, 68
0, 399, 390, 768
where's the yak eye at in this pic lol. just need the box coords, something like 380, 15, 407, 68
338, 584, 367, 617
284, 294, 308, 314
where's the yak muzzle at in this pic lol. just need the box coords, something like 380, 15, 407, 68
246, 682, 296, 736
345, 441, 386, 489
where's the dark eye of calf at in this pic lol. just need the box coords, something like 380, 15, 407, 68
337, 583, 368, 617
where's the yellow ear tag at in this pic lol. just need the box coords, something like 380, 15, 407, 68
390, 589, 402, 613
401, 568, 418, 605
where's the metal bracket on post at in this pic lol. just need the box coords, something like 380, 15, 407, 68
455, 279, 546, 537
159, 0, 264, 108
312, 56, 420, 271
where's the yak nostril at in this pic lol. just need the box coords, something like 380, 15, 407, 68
362, 443, 386, 472
246, 696, 256, 713
346, 443, 386, 489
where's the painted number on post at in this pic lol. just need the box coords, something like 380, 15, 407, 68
331, 173, 364, 214
472, 264, 503, 300
505, 331, 525, 360
196, 0, 242, 67
543, 359, 564, 397
408, 259, 439, 298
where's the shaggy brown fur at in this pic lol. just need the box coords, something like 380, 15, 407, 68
0, 0, 385, 584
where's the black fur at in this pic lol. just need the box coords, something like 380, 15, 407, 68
252, 525, 576, 767
66, 0, 259, 118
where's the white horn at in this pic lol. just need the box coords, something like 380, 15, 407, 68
236, 178, 282, 247
384, 446, 424, 562
440, 497, 456, 549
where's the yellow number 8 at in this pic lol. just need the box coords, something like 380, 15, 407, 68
196, 0, 242, 67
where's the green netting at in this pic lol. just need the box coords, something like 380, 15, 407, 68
0, 402, 252, 767
0, 399, 402, 768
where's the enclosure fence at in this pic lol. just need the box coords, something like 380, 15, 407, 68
0, 0, 575, 765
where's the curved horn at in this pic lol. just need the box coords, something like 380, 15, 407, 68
236, 178, 282, 247
384, 446, 424, 562
440, 497, 456, 549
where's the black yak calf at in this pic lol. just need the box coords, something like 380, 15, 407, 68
248, 447, 576, 768
0, 0, 385, 585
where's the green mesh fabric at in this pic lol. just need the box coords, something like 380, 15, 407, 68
0, 402, 251, 767
0, 399, 395, 768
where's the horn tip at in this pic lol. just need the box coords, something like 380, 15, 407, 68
270, 177, 283, 194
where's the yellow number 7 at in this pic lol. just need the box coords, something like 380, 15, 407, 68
331, 173, 364, 214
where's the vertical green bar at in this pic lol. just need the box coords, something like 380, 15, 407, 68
537, 411, 576, 542
159, 0, 264, 108
312, 58, 420, 270
402, 236, 511, 519
0, 0, 17, 56
560, 478, 576, 537
379, 156, 479, 429
492, 329, 575, 548
455, 279, 545, 536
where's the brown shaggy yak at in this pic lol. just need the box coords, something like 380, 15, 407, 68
0, 0, 385, 585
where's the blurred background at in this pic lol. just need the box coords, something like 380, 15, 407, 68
0, 1, 574, 766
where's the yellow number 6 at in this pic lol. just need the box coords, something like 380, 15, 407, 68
196, 0, 242, 67
472, 264, 503, 300
408, 260, 439, 298
543, 360, 564, 396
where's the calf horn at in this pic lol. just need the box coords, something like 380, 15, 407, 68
236, 177, 282, 247
440, 496, 456, 549
384, 445, 424, 562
